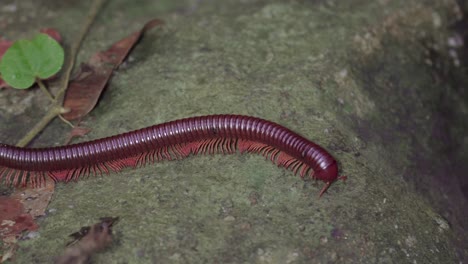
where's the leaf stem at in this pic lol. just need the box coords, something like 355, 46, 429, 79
36, 78, 55, 102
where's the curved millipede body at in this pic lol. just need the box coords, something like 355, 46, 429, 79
0, 115, 344, 196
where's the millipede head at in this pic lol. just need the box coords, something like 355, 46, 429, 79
315, 162, 338, 182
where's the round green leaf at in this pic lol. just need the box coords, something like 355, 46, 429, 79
0, 33, 64, 89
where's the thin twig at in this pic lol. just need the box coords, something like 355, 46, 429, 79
16, 106, 64, 147
36, 79, 55, 102
55, 0, 106, 102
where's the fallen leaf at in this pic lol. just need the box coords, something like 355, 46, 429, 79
62, 19, 164, 121
39, 28, 62, 43
55, 217, 119, 264
0, 80, 7, 89
0, 38, 13, 58
0, 37, 13, 89
0, 196, 39, 238
0, 237, 18, 263
0, 180, 53, 262
63, 126, 92, 145
11, 178, 55, 218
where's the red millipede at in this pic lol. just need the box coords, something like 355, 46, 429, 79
0, 115, 345, 197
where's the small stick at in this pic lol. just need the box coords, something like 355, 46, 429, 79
36, 79, 55, 102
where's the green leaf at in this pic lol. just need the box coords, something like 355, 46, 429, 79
0, 33, 64, 89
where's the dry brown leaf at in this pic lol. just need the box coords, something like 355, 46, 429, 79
62, 19, 165, 121
63, 126, 92, 145
0, 197, 39, 237
0, 195, 39, 262
55, 217, 119, 264
11, 178, 55, 218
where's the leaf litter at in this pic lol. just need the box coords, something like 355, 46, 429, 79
62, 18, 165, 121
1, 18, 164, 262
54, 217, 119, 264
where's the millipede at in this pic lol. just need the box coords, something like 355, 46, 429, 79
0, 115, 345, 197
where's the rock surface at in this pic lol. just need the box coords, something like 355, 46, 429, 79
1, 0, 466, 263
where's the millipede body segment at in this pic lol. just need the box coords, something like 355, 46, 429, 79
0, 115, 343, 196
